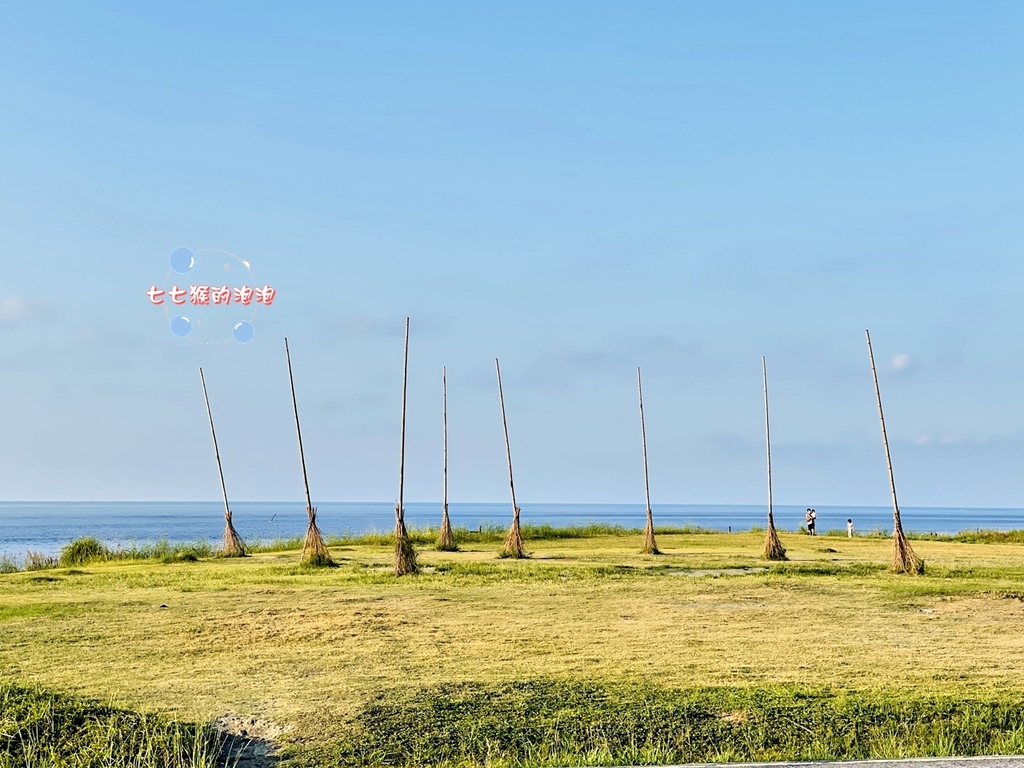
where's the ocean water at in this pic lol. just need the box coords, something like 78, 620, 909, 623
1, 501, 1022, 557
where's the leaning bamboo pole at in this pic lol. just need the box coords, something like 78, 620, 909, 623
761, 357, 786, 560
495, 358, 525, 558
436, 366, 457, 551
285, 338, 333, 566
199, 368, 246, 557
394, 318, 417, 575
866, 330, 923, 574
636, 367, 660, 555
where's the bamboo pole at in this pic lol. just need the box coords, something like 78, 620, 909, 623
761, 358, 782, 561
636, 367, 660, 554
865, 330, 923, 574
437, 366, 456, 551
761, 357, 786, 560
495, 358, 524, 558
394, 318, 417, 574
285, 337, 332, 566
765, 358, 786, 561
199, 368, 245, 556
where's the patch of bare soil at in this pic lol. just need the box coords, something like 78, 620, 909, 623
214, 713, 284, 768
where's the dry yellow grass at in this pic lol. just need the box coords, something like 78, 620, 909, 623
2, 531, 1024, 746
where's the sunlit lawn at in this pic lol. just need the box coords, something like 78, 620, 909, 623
3, 530, 1024, 756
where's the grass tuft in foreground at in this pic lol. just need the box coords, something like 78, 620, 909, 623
301, 680, 1024, 768
0, 683, 225, 768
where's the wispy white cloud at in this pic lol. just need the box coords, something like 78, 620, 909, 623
310, 313, 450, 345
0, 297, 39, 323
523, 336, 733, 389
890, 352, 912, 372
0, 297, 60, 328
880, 352, 917, 375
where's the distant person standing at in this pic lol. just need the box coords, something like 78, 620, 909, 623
847, 518, 855, 538
805, 508, 816, 535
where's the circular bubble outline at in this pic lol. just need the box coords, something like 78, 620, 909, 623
161, 248, 259, 345
232, 320, 256, 344
170, 315, 193, 337
169, 246, 196, 274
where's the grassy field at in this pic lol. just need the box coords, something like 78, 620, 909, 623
2, 528, 1024, 766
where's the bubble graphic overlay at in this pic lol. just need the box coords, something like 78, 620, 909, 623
170, 315, 193, 337
149, 248, 274, 345
232, 321, 255, 344
169, 247, 195, 274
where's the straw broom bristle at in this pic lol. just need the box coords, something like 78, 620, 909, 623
891, 514, 924, 574
763, 514, 787, 561
500, 507, 526, 559
436, 505, 458, 551
222, 511, 247, 557
640, 509, 660, 555
301, 506, 335, 567
395, 503, 418, 575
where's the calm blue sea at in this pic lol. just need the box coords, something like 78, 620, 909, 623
1, 501, 1022, 557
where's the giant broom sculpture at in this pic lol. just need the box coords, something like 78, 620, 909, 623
866, 330, 923, 575
199, 368, 246, 557
436, 366, 457, 551
284, 338, 334, 567
761, 357, 787, 561
636, 367, 660, 555
394, 318, 417, 575
495, 358, 526, 559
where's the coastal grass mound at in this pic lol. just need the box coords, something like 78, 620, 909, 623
0, 682, 223, 768
305, 680, 1024, 767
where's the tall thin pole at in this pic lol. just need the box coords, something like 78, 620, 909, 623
442, 365, 448, 514
199, 368, 230, 519
398, 318, 410, 520
285, 337, 313, 513
866, 330, 900, 519
761, 356, 785, 559
495, 357, 525, 558
495, 358, 517, 513
393, 319, 417, 573
637, 367, 652, 514
762, 356, 774, 525
866, 329, 922, 573
436, 364, 456, 551
637, 367, 660, 554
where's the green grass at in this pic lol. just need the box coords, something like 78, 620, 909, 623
9, 526, 1022, 575
5, 529, 1024, 765
0, 683, 225, 768
299, 680, 1024, 767
909, 529, 1024, 544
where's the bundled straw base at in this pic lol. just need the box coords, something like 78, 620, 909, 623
395, 507, 418, 575
301, 507, 335, 567
892, 523, 924, 574
640, 511, 661, 555
763, 516, 787, 561
500, 509, 527, 559
222, 512, 247, 557
436, 506, 458, 552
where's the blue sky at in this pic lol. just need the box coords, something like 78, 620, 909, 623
0, 2, 1022, 506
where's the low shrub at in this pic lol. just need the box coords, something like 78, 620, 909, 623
161, 549, 202, 564
24, 551, 58, 571
59, 537, 111, 567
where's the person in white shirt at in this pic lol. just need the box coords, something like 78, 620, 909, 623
846, 518, 855, 538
